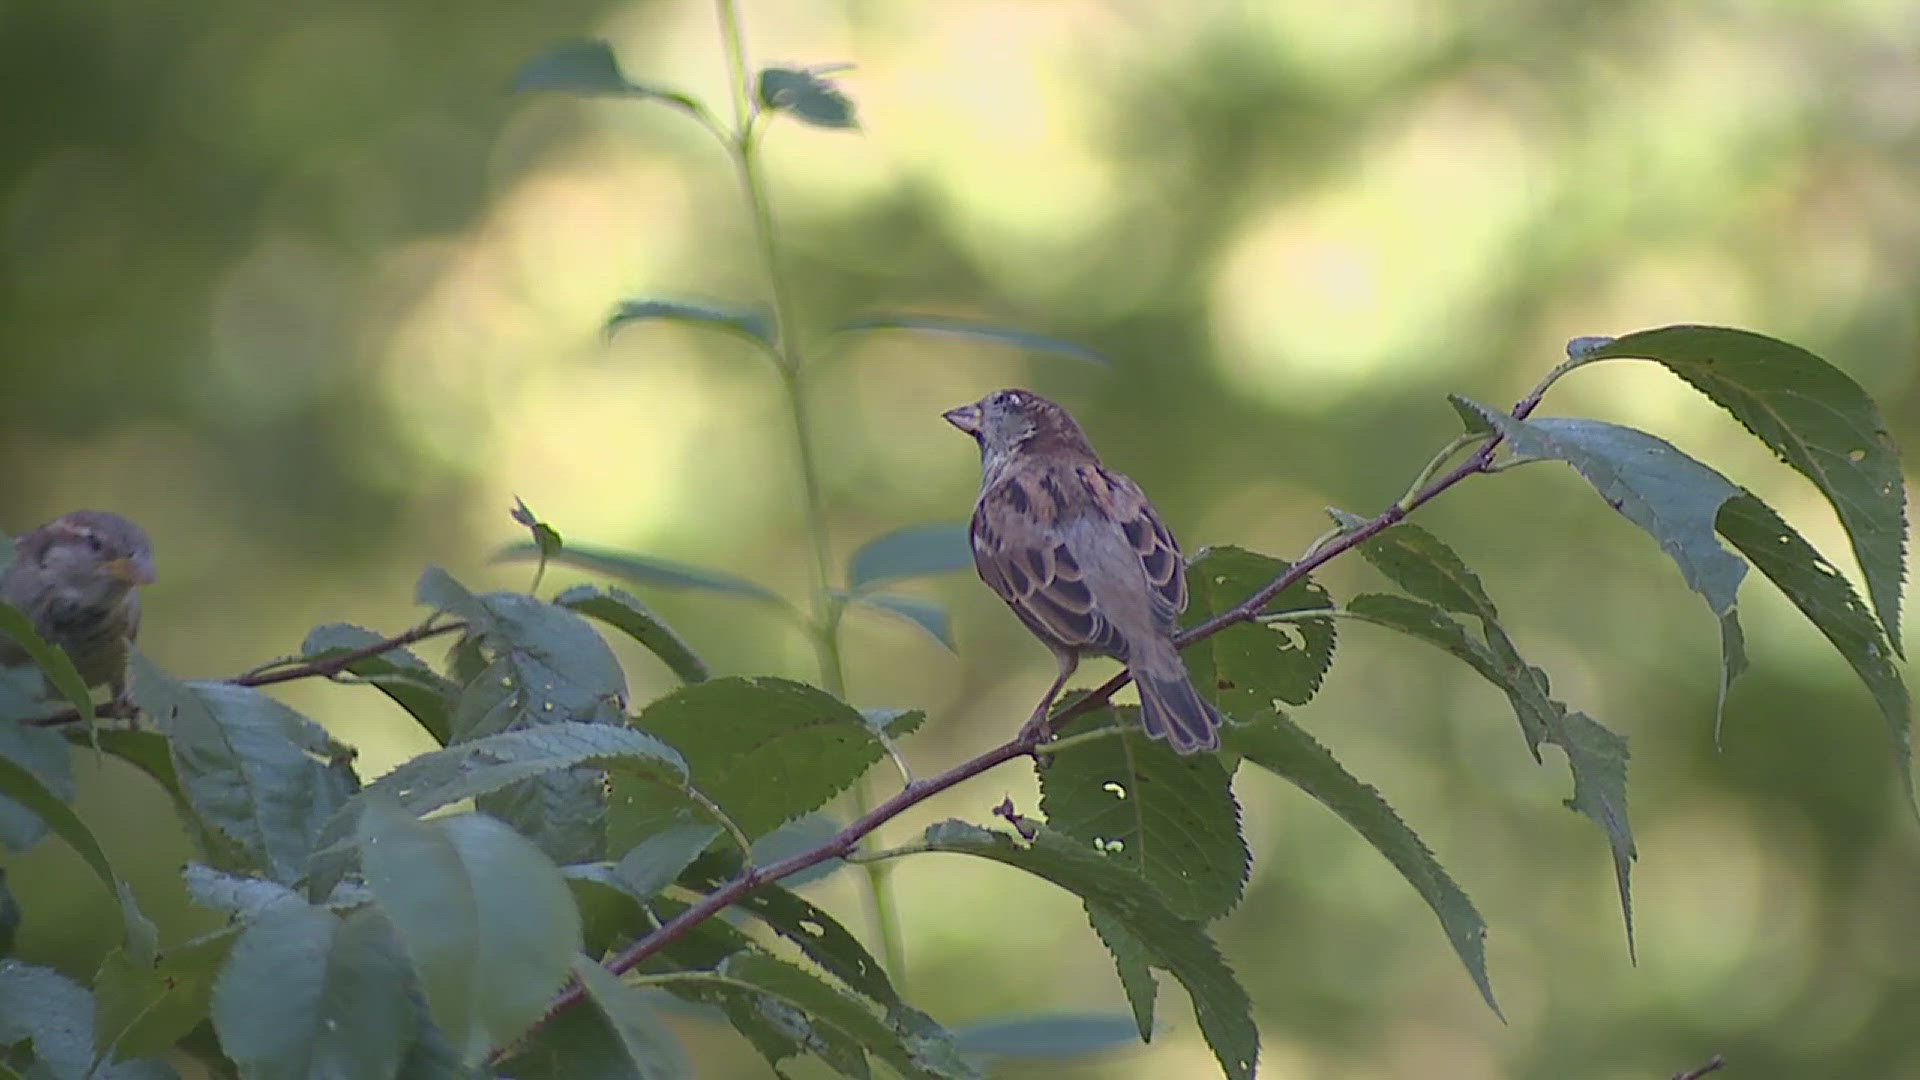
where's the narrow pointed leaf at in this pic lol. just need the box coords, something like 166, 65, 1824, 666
847, 523, 973, 591
1342, 518, 1498, 619
715, 952, 971, 1079
0, 719, 71, 851
0, 598, 95, 731
850, 593, 955, 650
1586, 326, 1907, 653
952, 1014, 1144, 1059
569, 956, 693, 1078
494, 542, 791, 610
1086, 906, 1156, 1040
680, 854, 898, 1007
556, 584, 709, 684
838, 314, 1108, 367
605, 299, 773, 348
512, 40, 704, 116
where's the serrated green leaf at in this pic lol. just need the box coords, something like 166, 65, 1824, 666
837, 314, 1108, 366
0, 960, 179, 1079
182, 863, 302, 920
850, 593, 955, 651
358, 802, 582, 1066
211, 901, 415, 1080
920, 822, 1255, 1080
494, 542, 792, 610
511, 40, 704, 115
1717, 492, 1912, 809
303, 623, 456, 744
1587, 326, 1908, 653
94, 934, 234, 1064
604, 299, 773, 347
717, 952, 970, 1079
1084, 907, 1156, 1041
1226, 711, 1498, 1016
679, 856, 897, 1008
1038, 706, 1248, 922
847, 523, 973, 591
1345, 519, 1498, 619
951, 1013, 1144, 1059
756, 66, 858, 129
0, 719, 71, 851
614, 677, 895, 841
1181, 546, 1337, 718
556, 584, 709, 684
129, 657, 359, 885
0, 753, 154, 960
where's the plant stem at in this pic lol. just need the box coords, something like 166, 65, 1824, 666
712, 0, 910, 988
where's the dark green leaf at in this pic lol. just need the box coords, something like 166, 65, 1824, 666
0, 719, 71, 851
1181, 546, 1337, 717
495, 542, 791, 610
1717, 491, 1912, 809
847, 523, 973, 591
570, 957, 693, 1079
1085, 906, 1155, 1041
0, 598, 95, 733
920, 822, 1256, 1080
563, 864, 654, 960
1038, 706, 1248, 922
756, 66, 858, 129
93, 934, 234, 1064
512, 497, 564, 561
0, 753, 154, 960
556, 584, 709, 684
129, 657, 359, 885
1344, 518, 1498, 619
358, 802, 582, 1065
850, 593, 955, 651
302, 624, 455, 744
716, 952, 970, 1079
511, 40, 704, 115
1226, 711, 1498, 1015
1586, 326, 1907, 652
837, 314, 1108, 367
680, 856, 897, 1007
604, 299, 773, 348
614, 677, 893, 841
952, 1014, 1143, 1058
211, 901, 414, 1080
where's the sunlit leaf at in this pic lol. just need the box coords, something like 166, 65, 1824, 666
838, 313, 1108, 367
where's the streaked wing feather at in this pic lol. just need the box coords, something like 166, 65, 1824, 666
1082, 466, 1186, 621
972, 476, 1128, 657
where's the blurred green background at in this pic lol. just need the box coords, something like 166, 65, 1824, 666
4, 0, 1919, 1076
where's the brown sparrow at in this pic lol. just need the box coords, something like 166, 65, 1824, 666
945, 389, 1222, 752
0, 510, 155, 699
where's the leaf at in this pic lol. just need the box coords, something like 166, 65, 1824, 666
850, 593, 955, 651
511, 499, 565, 591
0, 719, 72, 851
570, 957, 694, 1079
679, 855, 898, 1008
182, 863, 302, 921
0, 753, 155, 961
921, 821, 1256, 1080
556, 584, 709, 684
511, 40, 704, 115
1181, 546, 1337, 717
1585, 326, 1908, 653
715, 952, 971, 1079
0, 869, 16, 956
129, 657, 359, 885
1086, 908, 1156, 1041
837, 314, 1109, 367
93, 934, 234, 1064
358, 802, 582, 1065
1038, 706, 1248, 922
613, 677, 899, 841
0, 598, 96, 733
847, 523, 974, 591
755, 66, 858, 129
211, 900, 415, 1080
1226, 711, 1499, 1016
1717, 492, 1912, 809
604, 299, 773, 348
364, 723, 687, 821
614, 817, 722, 900
951, 1014, 1144, 1059
302, 623, 456, 744
1341, 517, 1497, 619
0, 961, 177, 1079
494, 542, 791, 610
749, 812, 846, 889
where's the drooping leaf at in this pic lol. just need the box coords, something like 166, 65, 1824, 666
1038, 706, 1248, 922
613, 677, 898, 841
211, 900, 415, 1080
951, 1013, 1144, 1059
555, 584, 709, 684
129, 657, 359, 885
1086, 907, 1156, 1041
358, 802, 582, 1065
1717, 491, 1912, 809
93, 934, 235, 1065
1584, 326, 1907, 653
756, 66, 858, 129
680, 855, 897, 1007
0, 960, 178, 1079
511, 40, 704, 116
604, 299, 773, 348
849, 592, 955, 651
493, 543, 792, 611
1226, 711, 1499, 1015
1341, 517, 1497, 619
0, 753, 155, 960
837, 314, 1108, 367
1181, 546, 1337, 717
0, 598, 96, 734
302, 623, 456, 744
715, 952, 972, 1079
920, 821, 1256, 1080
0, 719, 71, 851
847, 524, 973, 591
567, 956, 693, 1079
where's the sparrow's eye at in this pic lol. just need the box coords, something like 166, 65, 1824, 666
81, 531, 104, 554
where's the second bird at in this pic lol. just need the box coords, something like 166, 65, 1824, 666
945, 389, 1223, 753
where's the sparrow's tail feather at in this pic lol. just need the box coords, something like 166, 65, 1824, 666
1132, 653, 1222, 754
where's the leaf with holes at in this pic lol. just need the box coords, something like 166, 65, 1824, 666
1181, 546, 1337, 719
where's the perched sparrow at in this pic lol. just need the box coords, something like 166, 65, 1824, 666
945, 389, 1222, 753
0, 510, 155, 699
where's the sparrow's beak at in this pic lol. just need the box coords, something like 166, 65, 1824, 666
942, 404, 983, 435
105, 553, 156, 587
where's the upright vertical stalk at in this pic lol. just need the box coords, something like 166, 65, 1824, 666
712, 0, 908, 987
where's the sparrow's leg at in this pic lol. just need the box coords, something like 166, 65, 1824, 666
1018, 649, 1079, 744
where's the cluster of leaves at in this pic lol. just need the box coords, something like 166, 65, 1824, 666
0, 18, 1910, 1080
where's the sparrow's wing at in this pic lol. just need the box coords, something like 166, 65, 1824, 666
972, 468, 1130, 658
1078, 464, 1186, 625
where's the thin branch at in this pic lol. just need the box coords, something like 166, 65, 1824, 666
1672, 1055, 1726, 1080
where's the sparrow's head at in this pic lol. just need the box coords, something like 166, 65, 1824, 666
14, 510, 156, 609
943, 389, 1094, 465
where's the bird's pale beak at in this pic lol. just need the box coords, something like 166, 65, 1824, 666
105, 553, 156, 586
942, 404, 983, 435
